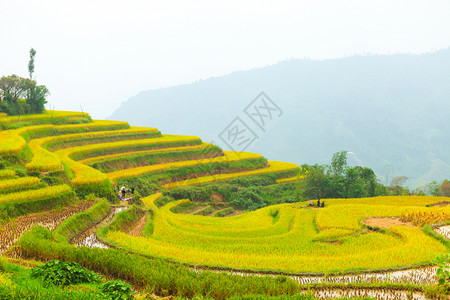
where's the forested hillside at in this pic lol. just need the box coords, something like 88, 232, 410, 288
111, 49, 450, 188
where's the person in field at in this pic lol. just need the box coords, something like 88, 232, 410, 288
121, 186, 126, 198
317, 200, 320, 207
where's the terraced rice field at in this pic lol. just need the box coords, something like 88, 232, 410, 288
1, 110, 449, 300
105, 195, 449, 274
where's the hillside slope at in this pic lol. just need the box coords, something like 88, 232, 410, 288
110, 49, 450, 187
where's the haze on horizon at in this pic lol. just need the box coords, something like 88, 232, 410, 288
1, 0, 450, 119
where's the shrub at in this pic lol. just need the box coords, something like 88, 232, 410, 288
101, 280, 135, 300
31, 260, 101, 286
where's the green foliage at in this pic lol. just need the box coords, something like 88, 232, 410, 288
331, 150, 347, 176
75, 180, 115, 202
436, 254, 450, 286
19, 226, 303, 299
194, 205, 214, 216
213, 207, 234, 217
154, 196, 172, 208
164, 173, 302, 211
118, 156, 269, 197
302, 151, 386, 200
31, 260, 101, 286
101, 280, 135, 300
433, 254, 450, 296
0, 74, 48, 115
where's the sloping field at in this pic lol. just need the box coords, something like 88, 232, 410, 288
105, 195, 450, 274
162, 161, 299, 189
107, 151, 263, 180
25, 126, 160, 171
1, 110, 450, 300
80, 143, 219, 166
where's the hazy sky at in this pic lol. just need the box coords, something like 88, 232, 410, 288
1, 0, 450, 119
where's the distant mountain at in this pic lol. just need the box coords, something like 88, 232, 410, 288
110, 49, 450, 188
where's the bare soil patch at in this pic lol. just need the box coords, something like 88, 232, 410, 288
364, 217, 414, 229
211, 193, 223, 203
127, 214, 148, 236
0, 200, 94, 253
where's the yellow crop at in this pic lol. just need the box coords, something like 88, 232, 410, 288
52, 135, 200, 187
0, 177, 40, 191
0, 111, 88, 124
58, 135, 202, 160
141, 193, 162, 208
106, 195, 449, 273
0, 170, 16, 180
107, 151, 262, 180
400, 207, 450, 226
80, 143, 216, 165
0, 184, 72, 205
162, 161, 299, 189
61, 156, 107, 187
25, 126, 159, 172
26, 139, 62, 171
0, 131, 26, 154
0, 120, 129, 155
276, 175, 305, 184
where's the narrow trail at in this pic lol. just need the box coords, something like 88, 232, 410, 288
73, 206, 127, 248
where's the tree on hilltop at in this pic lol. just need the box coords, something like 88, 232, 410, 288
0, 48, 48, 115
28, 48, 36, 79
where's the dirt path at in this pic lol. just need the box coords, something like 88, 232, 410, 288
74, 206, 127, 247
0, 200, 94, 253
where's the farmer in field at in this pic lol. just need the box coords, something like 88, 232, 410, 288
121, 186, 126, 198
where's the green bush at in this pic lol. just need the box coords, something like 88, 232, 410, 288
31, 260, 101, 286
101, 280, 135, 300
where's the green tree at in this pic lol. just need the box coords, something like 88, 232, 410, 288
439, 180, 450, 197
24, 80, 49, 113
0, 75, 48, 115
390, 176, 409, 195
303, 165, 330, 200
28, 48, 36, 79
425, 181, 441, 196
0, 75, 26, 103
330, 151, 347, 176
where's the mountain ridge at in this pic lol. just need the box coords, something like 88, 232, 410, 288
110, 49, 450, 188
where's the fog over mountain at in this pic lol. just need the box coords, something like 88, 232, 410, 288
110, 49, 450, 188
